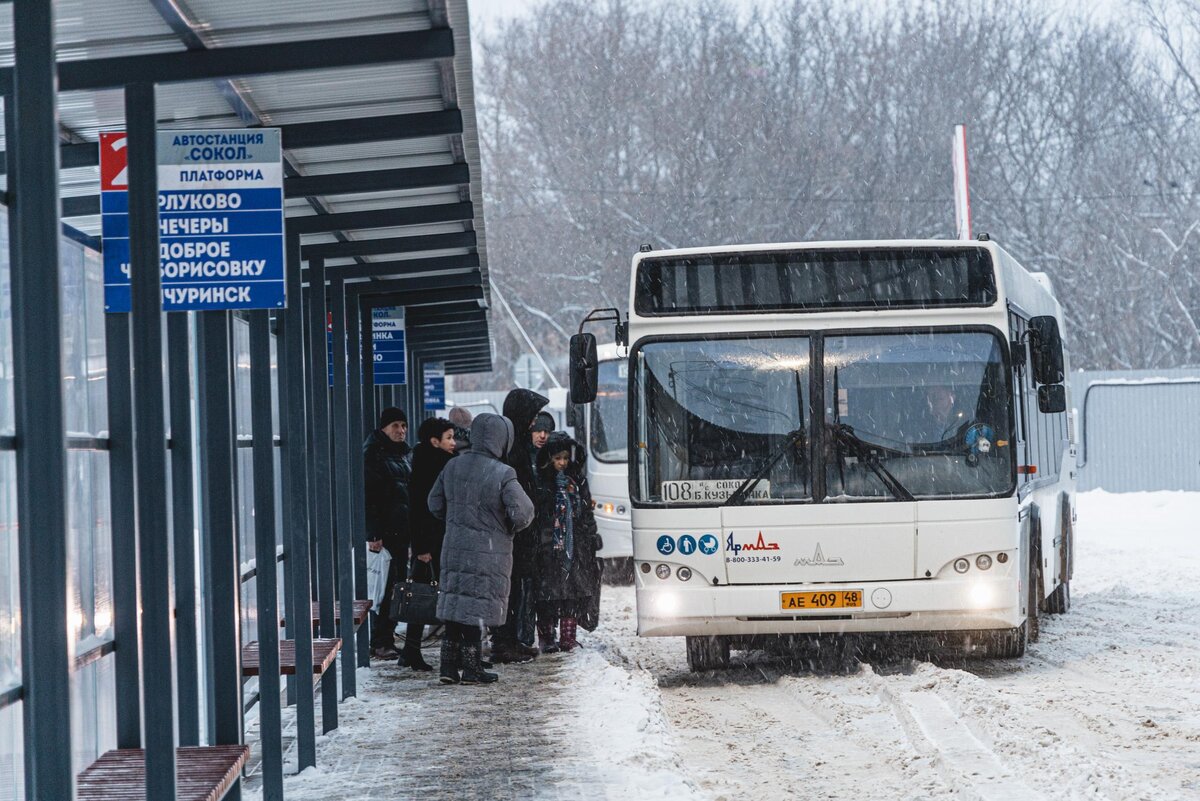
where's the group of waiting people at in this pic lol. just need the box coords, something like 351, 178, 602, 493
363, 389, 602, 686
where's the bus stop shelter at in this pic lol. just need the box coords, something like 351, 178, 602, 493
0, 1, 493, 798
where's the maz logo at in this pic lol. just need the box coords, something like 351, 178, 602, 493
795, 543, 844, 567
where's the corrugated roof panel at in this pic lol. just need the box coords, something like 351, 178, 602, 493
323, 188, 465, 207
188, 0, 430, 40
289, 137, 453, 164
300, 152, 455, 175
245, 64, 444, 122
0, 0, 184, 66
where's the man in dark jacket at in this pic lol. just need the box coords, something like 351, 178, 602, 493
399, 417, 457, 671
363, 407, 412, 659
491, 388, 549, 662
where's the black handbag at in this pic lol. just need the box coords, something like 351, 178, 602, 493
389, 565, 440, 625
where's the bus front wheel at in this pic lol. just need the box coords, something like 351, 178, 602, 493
988, 622, 1028, 658
686, 635, 731, 672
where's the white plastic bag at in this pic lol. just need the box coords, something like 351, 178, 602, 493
367, 546, 392, 610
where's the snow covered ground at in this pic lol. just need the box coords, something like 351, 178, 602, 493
249, 491, 1200, 800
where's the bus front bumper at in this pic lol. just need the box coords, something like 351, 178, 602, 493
635, 575, 1022, 637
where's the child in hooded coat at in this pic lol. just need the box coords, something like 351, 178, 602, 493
532, 432, 602, 652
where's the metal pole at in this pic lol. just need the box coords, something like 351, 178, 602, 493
197, 310, 243, 752
103, 311, 141, 749
328, 277, 356, 697
8, 2, 73, 796
305, 259, 339, 731
345, 297, 369, 669
281, 230, 316, 769
360, 299, 377, 438
249, 311, 283, 799
168, 313, 199, 745
126, 81, 177, 799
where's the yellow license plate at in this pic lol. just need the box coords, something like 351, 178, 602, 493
780, 590, 863, 611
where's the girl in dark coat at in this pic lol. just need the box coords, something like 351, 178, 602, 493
533, 432, 602, 652
399, 417, 456, 671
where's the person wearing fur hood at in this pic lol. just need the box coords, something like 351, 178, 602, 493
532, 432, 602, 653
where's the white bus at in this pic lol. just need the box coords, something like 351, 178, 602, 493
582, 343, 633, 571
570, 239, 1076, 670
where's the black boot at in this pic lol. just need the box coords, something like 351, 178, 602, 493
438, 638, 460, 685
459, 643, 499, 685
401, 646, 433, 671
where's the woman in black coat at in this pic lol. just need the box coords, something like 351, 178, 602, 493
532, 432, 602, 652
400, 417, 457, 670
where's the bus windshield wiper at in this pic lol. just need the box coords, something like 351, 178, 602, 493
827, 423, 916, 502
726, 427, 807, 506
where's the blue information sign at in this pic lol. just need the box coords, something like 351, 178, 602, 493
372, 307, 407, 386
99, 129, 286, 312
423, 362, 446, 410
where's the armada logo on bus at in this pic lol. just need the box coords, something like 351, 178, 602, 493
795, 543, 844, 567
726, 532, 780, 554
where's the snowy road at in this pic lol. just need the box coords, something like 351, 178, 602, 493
590, 491, 1200, 801
257, 491, 1200, 800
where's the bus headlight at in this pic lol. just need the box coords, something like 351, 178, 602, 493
655, 564, 671, 580
969, 581, 994, 608
655, 590, 680, 616
677, 566, 693, 581
954, 558, 970, 574
976, 554, 993, 570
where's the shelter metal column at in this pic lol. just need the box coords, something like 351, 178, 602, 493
103, 311, 141, 749
249, 311, 283, 799
168, 313, 200, 746
281, 230, 316, 769
328, 277, 357, 697
127, 81, 177, 799
305, 258, 339, 731
197, 310, 243, 758
8, 2, 73, 796
345, 296, 369, 668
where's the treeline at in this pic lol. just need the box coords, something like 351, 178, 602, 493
470, 0, 1200, 384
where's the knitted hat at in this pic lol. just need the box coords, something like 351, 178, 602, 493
379, 407, 408, 428
531, 411, 555, 433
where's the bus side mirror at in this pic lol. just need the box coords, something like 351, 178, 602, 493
569, 333, 598, 404
1037, 384, 1066, 414
1029, 316, 1064, 385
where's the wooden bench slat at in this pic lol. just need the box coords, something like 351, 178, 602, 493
280, 599, 372, 628
77, 745, 249, 801
241, 637, 341, 677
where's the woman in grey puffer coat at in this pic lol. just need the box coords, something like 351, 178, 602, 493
429, 413, 534, 684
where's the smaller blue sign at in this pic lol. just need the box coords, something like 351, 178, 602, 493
678, 535, 697, 555
656, 535, 675, 556
698, 534, 719, 555
423, 363, 446, 410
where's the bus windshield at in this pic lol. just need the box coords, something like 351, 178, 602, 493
590, 359, 629, 463
635, 337, 813, 504
823, 332, 1014, 500
634, 331, 1014, 505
